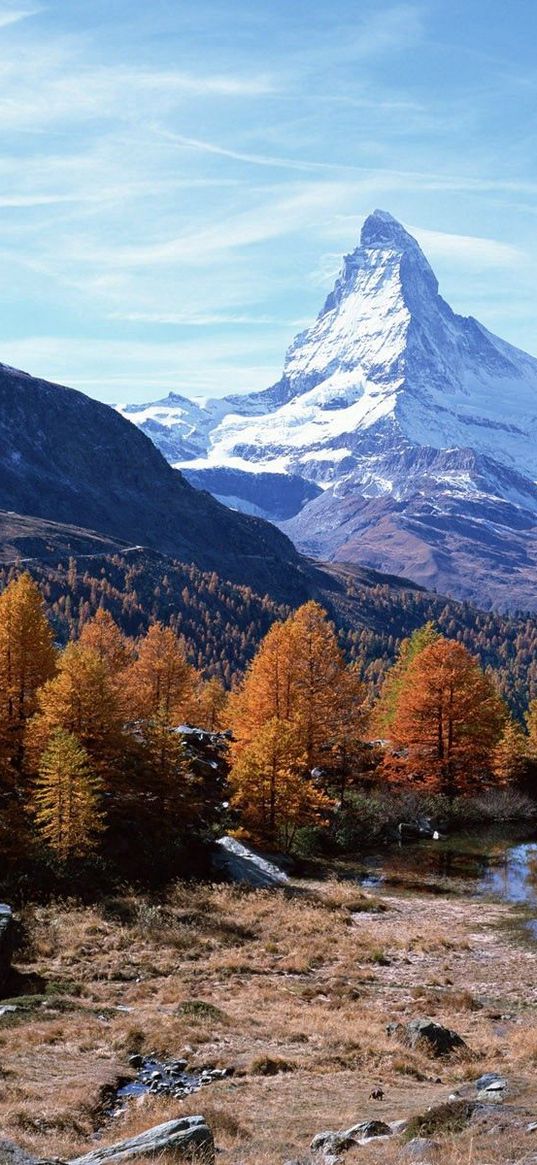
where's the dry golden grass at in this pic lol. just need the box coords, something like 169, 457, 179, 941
2, 877, 537, 1163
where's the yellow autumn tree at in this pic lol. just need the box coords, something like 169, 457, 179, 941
121, 623, 195, 722
526, 699, 537, 758
230, 719, 331, 851
27, 642, 124, 780
325, 664, 370, 804
229, 616, 295, 742
79, 609, 133, 676
231, 601, 363, 769
0, 572, 56, 773
289, 601, 351, 769
229, 602, 369, 845
33, 728, 104, 860
492, 719, 529, 785
183, 675, 227, 731
0, 572, 57, 854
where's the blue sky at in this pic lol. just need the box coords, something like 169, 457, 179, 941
0, 0, 536, 403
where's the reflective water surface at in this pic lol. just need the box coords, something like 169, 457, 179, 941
358, 828, 537, 907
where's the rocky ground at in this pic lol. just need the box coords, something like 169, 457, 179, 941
1, 875, 537, 1164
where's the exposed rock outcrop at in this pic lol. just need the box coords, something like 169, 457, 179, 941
68, 1116, 214, 1164
388, 1018, 468, 1057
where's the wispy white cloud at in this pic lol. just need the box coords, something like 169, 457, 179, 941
109, 310, 298, 326
407, 223, 522, 268
153, 127, 334, 173
0, 8, 39, 29
63, 182, 360, 269
0, 0, 533, 402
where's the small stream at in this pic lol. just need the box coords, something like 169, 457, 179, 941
356, 827, 537, 907
110, 1055, 232, 1117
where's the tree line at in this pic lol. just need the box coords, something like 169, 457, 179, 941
0, 573, 228, 880
1, 572, 537, 878
5, 551, 537, 718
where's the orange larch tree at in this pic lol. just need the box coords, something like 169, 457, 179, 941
121, 622, 196, 723
491, 719, 528, 785
289, 601, 350, 770
389, 638, 506, 797
182, 675, 227, 731
229, 601, 369, 845
230, 719, 331, 851
79, 609, 133, 676
0, 572, 57, 853
0, 573, 57, 773
27, 642, 124, 780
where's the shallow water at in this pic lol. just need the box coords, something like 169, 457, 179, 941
358, 827, 537, 907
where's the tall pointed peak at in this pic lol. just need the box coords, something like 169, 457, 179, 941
360, 209, 417, 250
320, 209, 438, 318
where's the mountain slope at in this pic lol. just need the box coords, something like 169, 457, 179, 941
9, 546, 537, 716
0, 362, 312, 602
120, 211, 537, 610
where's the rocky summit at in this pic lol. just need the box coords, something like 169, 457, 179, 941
119, 210, 537, 609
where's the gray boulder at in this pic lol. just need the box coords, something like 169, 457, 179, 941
403, 1137, 440, 1159
475, 1072, 508, 1102
68, 1116, 214, 1164
310, 1131, 354, 1155
0, 905, 14, 995
345, 1121, 392, 1141
311, 1119, 392, 1155
475, 1072, 507, 1091
213, 836, 290, 888
390, 1019, 467, 1057
0, 1141, 38, 1165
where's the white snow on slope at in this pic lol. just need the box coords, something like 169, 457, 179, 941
117, 209, 537, 503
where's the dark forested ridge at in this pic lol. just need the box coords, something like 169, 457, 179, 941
2, 549, 537, 713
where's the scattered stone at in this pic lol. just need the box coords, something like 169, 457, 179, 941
475, 1073, 508, 1092
0, 1004, 18, 1018
389, 1119, 409, 1134
113, 1055, 231, 1111
403, 1136, 440, 1159
311, 1119, 392, 1155
345, 1121, 392, 1140
527, 1122, 537, 1133
474, 1072, 509, 1104
389, 1019, 468, 1057
68, 1115, 214, 1164
310, 1132, 354, 1155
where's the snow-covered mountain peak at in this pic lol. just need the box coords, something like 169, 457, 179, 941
117, 210, 537, 607
360, 208, 422, 253
321, 209, 438, 323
